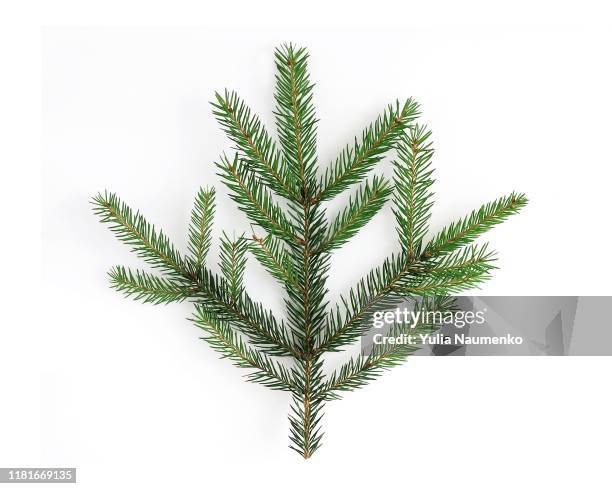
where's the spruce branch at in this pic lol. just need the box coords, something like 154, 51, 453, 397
215, 153, 298, 244
274, 43, 319, 197
319, 341, 418, 402
93, 191, 186, 278
417, 243, 497, 278
94, 43, 527, 459
248, 233, 300, 291
319, 296, 455, 401
316, 244, 496, 353
191, 268, 300, 358
194, 306, 298, 392
188, 187, 215, 269
219, 232, 248, 301
393, 125, 435, 259
212, 90, 298, 200
316, 253, 410, 353
108, 266, 194, 305
273, 44, 329, 456
285, 203, 329, 457
289, 356, 326, 458
423, 192, 528, 257
320, 175, 392, 253
317, 99, 420, 203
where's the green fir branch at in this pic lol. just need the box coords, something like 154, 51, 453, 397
215, 153, 298, 244
393, 125, 435, 259
273, 43, 329, 457
423, 192, 528, 257
219, 232, 248, 301
274, 43, 319, 199
212, 90, 298, 200
320, 174, 392, 253
316, 245, 496, 353
108, 265, 194, 305
417, 243, 497, 277
191, 268, 300, 358
284, 204, 329, 457
194, 306, 298, 392
248, 233, 300, 290
94, 43, 528, 459
187, 187, 215, 269
318, 296, 455, 401
288, 357, 326, 458
317, 99, 420, 203
92, 191, 186, 278
283, 205, 330, 346
316, 253, 410, 353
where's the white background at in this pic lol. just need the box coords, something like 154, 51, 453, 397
2, 2, 612, 488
